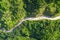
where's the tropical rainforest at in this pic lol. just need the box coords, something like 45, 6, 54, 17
0, 0, 60, 40
0, 20, 60, 40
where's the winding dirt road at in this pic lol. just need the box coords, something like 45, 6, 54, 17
2, 16, 60, 33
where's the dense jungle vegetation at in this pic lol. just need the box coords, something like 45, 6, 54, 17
0, 0, 60, 40
0, 0, 60, 30
0, 20, 60, 40
0, 0, 26, 30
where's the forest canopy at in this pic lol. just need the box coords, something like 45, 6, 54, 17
0, 0, 60, 30
0, 19, 60, 40
0, 0, 60, 40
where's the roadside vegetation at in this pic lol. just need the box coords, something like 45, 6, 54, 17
0, 0, 60, 30
18, 20, 60, 40
0, 0, 26, 30
0, 19, 60, 40
0, 0, 60, 40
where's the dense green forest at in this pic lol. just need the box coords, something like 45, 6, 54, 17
0, 20, 60, 40
0, 0, 60, 40
0, 0, 26, 30
0, 0, 60, 30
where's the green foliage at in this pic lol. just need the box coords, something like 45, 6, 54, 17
0, 20, 60, 40
23, 0, 41, 17
18, 20, 60, 40
0, 0, 26, 30
0, 0, 60, 30
0, 0, 60, 40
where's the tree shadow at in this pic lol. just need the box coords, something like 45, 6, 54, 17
9, 0, 19, 21
0, 4, 8, 29
0, 11, 3, 20
43, 7, 55, 17
23, 0, 40, 17
19, 20, 48, 40
0, 5, 4, 28
9, 0, 18, 16
9, 7, 18, 17
0, 21, 7, 29
0, 0, 2, 1
45, 0, 52, 4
